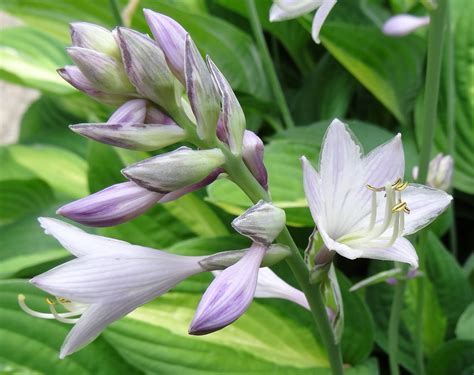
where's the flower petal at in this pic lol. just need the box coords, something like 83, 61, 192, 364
382, 15, 430, 37
356, 237, 419, 268
107, 99, 147, 124
189, 243, 266, 335
31, 252, 203, 303
270, 0, 322, 22
311, 0, 337, 43
402, 184, 453, 235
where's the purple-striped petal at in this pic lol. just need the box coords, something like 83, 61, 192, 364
145, 105, 176, 125
242, 130, 268, 189
185, 35, 221, 141
122, 147, 225, 193
57, 181, 162, 227
144, 9, 187, 84
107, 99, 147, 124
189, 243, 266, 335
116, 27, 177, 110
70, 123, 187, 151
207, 57, 245, 155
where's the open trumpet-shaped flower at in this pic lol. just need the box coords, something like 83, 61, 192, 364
302, 119, 453, 268
23, 218, 207, 358
269, 0, 337, 43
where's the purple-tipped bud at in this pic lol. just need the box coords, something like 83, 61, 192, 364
145, 105, 176, 125
189, 243, 266, 335
57, 66, 129, 105
70, 123, 187, 151
116, 27, 177, 111
67, 47, 134, 94
108, 99, 148, 124
382, 14, 430, 37
57, 181, 162, 227
412, 153, 453, 191
207, 57, 245, 155
144, 9, 187, 84
122, 147, 225, 193
70, 22, 119, 57
242, 130, 268, 189
185, 35, 221, 142
232, 200, 285, 244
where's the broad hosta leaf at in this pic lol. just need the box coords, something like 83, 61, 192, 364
415, 0, 474, 194
19, 95, 88, 157
319, 0, 425, 124
0, 280, 141, 374
87, 142, 125, 194
6, 144, 88, 199
426, 340, 474, 375
0, 179, 54, 225
106, 292, 330, 374
208, 120, 416, 227
0, 27, 72, 93
456, 303, 474, 341
425, 232, 473, 335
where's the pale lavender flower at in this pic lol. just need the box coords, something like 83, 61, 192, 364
269, 0, 337, 43
144, 9, 187, 84
189, 243, 266, 335
122, 147, 225, 193
70, 22, 119, 57
22, 218, 206, 358
242, 130, 268, 189
383, 14, 430, 37
412, 153, 453, 191
302, 119, 453, 268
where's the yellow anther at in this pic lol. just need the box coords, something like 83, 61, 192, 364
366, 184, 385, 192
391, 178, 402, 188
58, 297, 70, 304
394, 181, 409, 191
403, 205, 411, 214
392, 201, 409, 213
46, 298, 55, 305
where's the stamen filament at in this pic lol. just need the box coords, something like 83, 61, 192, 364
17, 294, 83, 321
48, 303, 80, 324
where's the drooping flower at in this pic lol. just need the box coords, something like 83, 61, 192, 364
21, 218, 207, 358
382, 14, 430, 37
302, 119, 453, 268
269, 0, 337, 43
412, 153, 453, 191
189, 243, 266, 335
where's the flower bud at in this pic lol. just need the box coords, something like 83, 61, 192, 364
122, 147, 225, 193
116, 27, 178, 111
232, 201, 285, 244
207, 57, 245, 155
185, 35, 221, 142
412, 153, 453, 191
242, 130, 268, 189
189, 243, 266, 335
57, 66, 129, 105
107, 99, 148, 124
382, 14, 430, 37
67, 47, 134, 94
144, 9, 187, 84
70, 22, 119, 57
57, 181, 162, 227
199, 244, 291, 271
145, 105, 176, 125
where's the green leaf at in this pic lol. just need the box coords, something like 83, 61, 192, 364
87, 142, 125, 193
0, 280, 141, 374
320, 0, 426, 124
0, 27, 72, 93
106, 292, 330, 374
163, 193, 230, 238
425, 232, 473, 335
455, 303, 474, 341
426, 340, 474, 375
0, 179, 54, 225
6, 144, 88, 199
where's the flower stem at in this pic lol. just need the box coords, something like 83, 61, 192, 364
109, 0, 124, 26
245, 0, 295, 130
219, 145, 344, 375
388, 266, 407, 375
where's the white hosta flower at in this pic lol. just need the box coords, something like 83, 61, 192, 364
382, 14, 430, 37
302, 119, 453, 268
21, 218, 206, 358
412, 153, 453, 191
269, 0, 337, 43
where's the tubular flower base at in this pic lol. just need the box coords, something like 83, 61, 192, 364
302, 119, 452, 268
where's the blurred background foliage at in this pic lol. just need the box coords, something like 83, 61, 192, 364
0, 0, 472, 374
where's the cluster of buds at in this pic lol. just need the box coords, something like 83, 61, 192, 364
55, 10, 268, 227
20, 9, 301, 358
